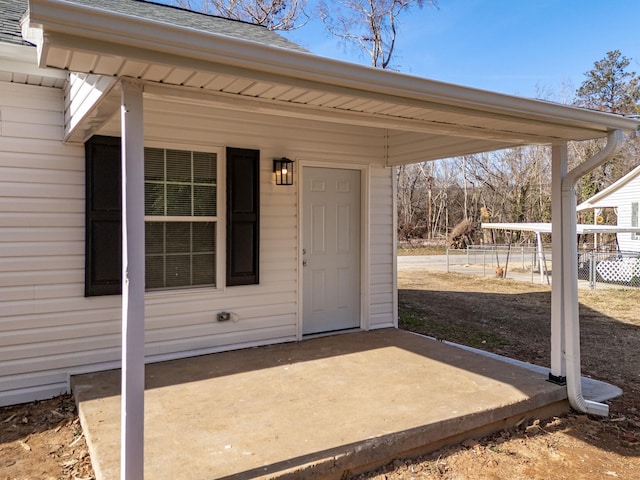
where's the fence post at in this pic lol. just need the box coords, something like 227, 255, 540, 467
466, 245, 470, 265
531, 252, 534, 284
521, 246, 525, 270
589, 252, 596, 290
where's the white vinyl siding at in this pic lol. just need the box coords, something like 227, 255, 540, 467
369, 168, 396, 329
0, 85, 396, 406
585, 172, 640, 252
0, 82, 86, 405
632, 202, 638, 241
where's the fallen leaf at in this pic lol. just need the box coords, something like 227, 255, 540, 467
19, 441, 31, 452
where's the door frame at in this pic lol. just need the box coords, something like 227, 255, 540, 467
296, 160, 370, 340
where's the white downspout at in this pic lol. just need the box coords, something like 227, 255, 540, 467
561, 129, 623, 416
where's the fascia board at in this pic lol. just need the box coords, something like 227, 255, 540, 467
28, 0, 640, 137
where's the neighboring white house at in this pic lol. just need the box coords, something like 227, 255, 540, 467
0, 0, 637, 409
577, 164, 640, 253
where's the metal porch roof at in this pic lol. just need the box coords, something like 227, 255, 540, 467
26, 0, 639, 159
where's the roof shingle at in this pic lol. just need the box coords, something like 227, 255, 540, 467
0, 0, 31, 46
0, 0, 307, 52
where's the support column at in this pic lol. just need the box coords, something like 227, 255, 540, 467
120, 79, 145, 480
550, 143, 567, 383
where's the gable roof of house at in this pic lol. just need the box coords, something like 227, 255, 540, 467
0, 0, 31, 46
577, 164, 640, 211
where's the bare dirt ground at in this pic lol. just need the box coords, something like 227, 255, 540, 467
1, 270, 639, 479
0, 395, 93, 480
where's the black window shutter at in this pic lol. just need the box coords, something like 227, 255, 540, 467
226, 147, 260, 286
85, 136, 122, 296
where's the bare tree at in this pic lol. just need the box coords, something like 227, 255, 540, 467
318, 0, 437, 69
173, 0, 308, 30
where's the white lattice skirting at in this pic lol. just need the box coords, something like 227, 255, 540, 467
596, 257, 640, 283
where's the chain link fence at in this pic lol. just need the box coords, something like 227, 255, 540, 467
445, 245, 640, 290
578, 251, 640, 289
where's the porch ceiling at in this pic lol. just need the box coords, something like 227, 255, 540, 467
28, 0, 639, 161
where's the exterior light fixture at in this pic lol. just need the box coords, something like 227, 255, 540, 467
273, 158, 294, 185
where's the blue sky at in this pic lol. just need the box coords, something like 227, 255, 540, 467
281, 0, 640, 100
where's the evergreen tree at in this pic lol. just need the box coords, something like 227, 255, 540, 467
573, 51, 640, 210
575, 50, 640, 114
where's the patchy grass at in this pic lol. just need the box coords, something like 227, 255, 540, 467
399, 303, 511, 349
579, 288, 640, 324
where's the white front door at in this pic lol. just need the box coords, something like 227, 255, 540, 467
302, 167, 361, 335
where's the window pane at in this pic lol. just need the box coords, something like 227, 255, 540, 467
145, 222, 164, 254
145, 148, 165, 181
166, 150, 191, 182
193, 253, 215, 285
145, 183, 165, 216
145, 255, 164, 289
193, 152, 216, 183
166, 255, 190, 287
145, 221, 216, 289
193, 222, 215, 253
194, 185, 216, 216
166, 222, 190, 254
166, 184, 191, 216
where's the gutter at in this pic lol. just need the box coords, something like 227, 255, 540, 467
561, 129, 624, 416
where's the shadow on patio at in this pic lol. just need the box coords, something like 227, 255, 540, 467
72, 328, 582, 480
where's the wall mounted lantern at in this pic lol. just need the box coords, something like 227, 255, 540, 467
273, 158, 294, 185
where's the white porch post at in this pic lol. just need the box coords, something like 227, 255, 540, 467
550, 143, 567, 382
120, 79, 145, 480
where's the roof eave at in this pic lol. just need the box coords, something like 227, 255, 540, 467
28, 0, 639, 139
577, 164, 640, 211
0, 41, 67, 82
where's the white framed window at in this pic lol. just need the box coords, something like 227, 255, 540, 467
143, 145, 224, 290
85, 136, 264, 296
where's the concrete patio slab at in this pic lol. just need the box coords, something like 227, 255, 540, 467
71, 329, 609, 480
